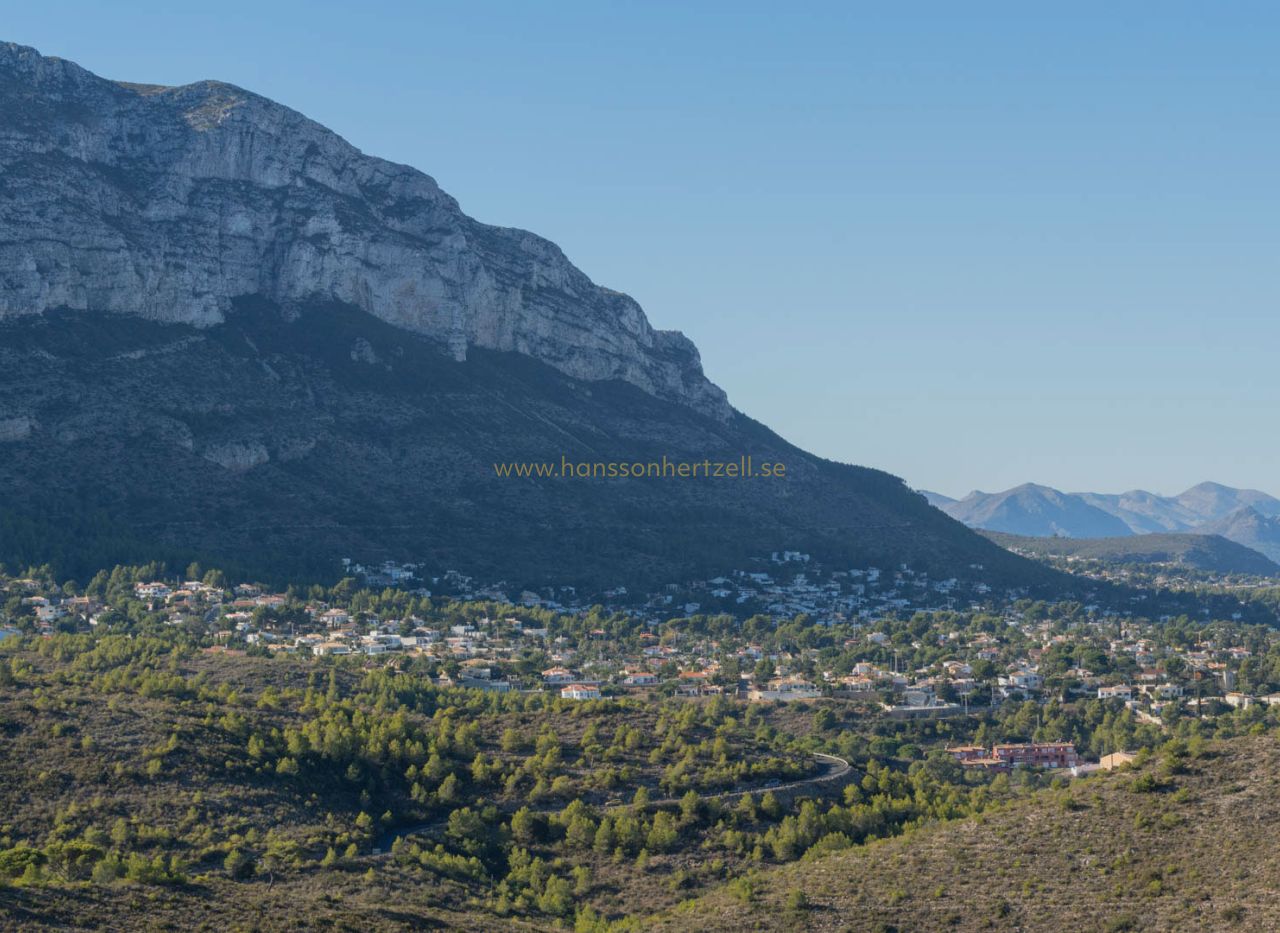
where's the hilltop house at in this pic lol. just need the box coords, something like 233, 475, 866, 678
950, 742, 1080, 771
1097, 685, 1133, 701
675, 671, 715, 696
993, 742, 1079, 769
319, 608, 350, 629
312, 641, 352, 657
749, 676, 821, 702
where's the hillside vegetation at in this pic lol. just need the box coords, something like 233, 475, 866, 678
984, 530, 1280, 577
8, 567, 1280, 930
653, 732, 1280, 932
0, 633, 825, 930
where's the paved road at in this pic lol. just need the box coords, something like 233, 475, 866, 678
701, 752, 852, 802
374, 752, 854, 855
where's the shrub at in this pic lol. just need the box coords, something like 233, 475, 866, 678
1129, 773, 1163, 794
0, 845, 45, 879
224, 848, 255, 880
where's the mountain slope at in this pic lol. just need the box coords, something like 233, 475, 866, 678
1176, 482, 1280, 523
652, 734, 1280, 932
0, 43, 1048, 591
1202, 507, 1280, 564
940, 484, 1134, 538
983, 530, 1280, 576
1074, 489, 1200, 533
1, 304, 1047, 588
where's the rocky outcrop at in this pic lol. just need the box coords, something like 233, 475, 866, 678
0, 42, 728, 418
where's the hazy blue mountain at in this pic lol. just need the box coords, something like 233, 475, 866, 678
937, 481, 1280, 567
1201, 507, 1280, 564
1173, 482, 1280, 523
920, 490, 956, 507
940, 484, 1135, 538
1074, 490, 1200, 534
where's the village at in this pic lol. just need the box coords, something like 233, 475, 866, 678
349, 550, 991, 625
6, 554, 1280, 760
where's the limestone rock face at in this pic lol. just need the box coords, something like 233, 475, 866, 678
0, 42, 729, 418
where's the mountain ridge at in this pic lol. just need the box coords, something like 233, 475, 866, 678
1201, 506, 1280, 564
0, 40, 729, 418
940, 483, 1135, 539
938, 481, 1280, 568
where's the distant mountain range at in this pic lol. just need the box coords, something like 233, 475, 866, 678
924, 484, 1133, 538
924, 482, 1280, 565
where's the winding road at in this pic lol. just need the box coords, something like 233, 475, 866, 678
374, 752, 854, 855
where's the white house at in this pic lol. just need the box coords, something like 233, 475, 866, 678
749, 676, 821, 702
312, 642, 352, 657
1097, 685, 1133, 701
35, 604, 67, 623
1000, 670, 1042, 691
542, 667, 576, 685
319, 609, 350, 629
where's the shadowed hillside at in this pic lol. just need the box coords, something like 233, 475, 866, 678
0, 306, 1048, 592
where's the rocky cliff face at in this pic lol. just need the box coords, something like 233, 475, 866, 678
0, 42, 728, 417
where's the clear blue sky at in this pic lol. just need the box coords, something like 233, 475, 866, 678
9, 2, 1279, 497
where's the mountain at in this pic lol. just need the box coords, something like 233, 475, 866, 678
940, 484, 1134, 538
1174, 481, 1280, 523
1201, 507, 1280, 564
938, 481, 1280, 567
0, 42, 725, 417
1075, 484, 1280, 534
983, 530, 1280, 576
0, 43, 1047, 590
1074, 489, 1201, 534
920, 490, 956, 507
